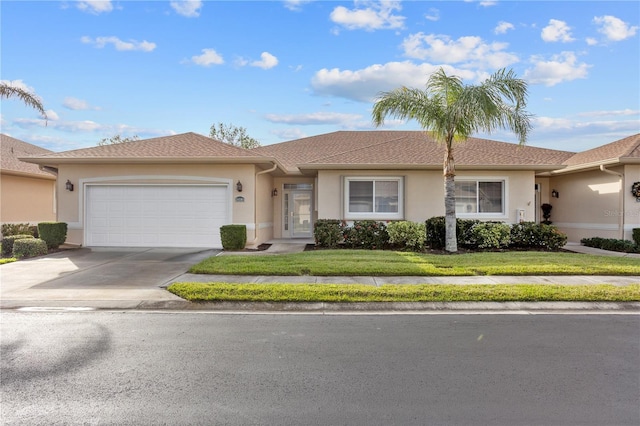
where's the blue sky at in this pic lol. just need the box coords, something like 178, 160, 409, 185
2, 0, 639, 153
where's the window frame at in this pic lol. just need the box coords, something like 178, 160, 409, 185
455, 177, 508, 219
343, 176, 404, 220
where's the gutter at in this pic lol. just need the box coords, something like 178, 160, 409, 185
248, 162, 278, 246
600, 164, 624, 239
39, 165, 58, 175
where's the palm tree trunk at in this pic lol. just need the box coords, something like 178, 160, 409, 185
444, 143, 457, 252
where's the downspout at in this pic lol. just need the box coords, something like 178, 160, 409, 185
247, 162, 278, 246
600, 164, 624, 239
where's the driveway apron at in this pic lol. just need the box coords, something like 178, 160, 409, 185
0, 248, 219, 308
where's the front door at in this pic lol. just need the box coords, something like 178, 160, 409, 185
284, 190, 312, 238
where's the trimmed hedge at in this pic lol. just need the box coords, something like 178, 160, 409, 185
426, 218, 567, 251
425, 216, 480, 250
387, 221, 426, 251
12, 238, 48, 259
37, 222, 67, 249
2, 234, 34, 256
220, 225, 247, 250
510, 222, 568, 251
581, 237, 639, 254
1, 223, 36, 237
343, 220, 389, 250
633, 228, 640, 246
314, 219, 344, 248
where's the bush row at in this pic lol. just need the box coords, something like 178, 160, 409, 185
1, 222, 68, 259
581, 237, 639, 254
314, 218, 568, 251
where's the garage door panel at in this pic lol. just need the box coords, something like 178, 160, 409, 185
86, 185, 229, 248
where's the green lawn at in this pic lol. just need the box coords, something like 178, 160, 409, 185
0, 258, 17, 265
189, 250, 640, 276
168, 283, 640, 303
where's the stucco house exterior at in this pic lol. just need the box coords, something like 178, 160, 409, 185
1, 134, 56, 227
20, 131, 640, 248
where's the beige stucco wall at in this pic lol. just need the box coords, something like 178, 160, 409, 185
56, 163, 267, 247
0, 173, 56, 225
548, 165, 640, 242
316, 169, 536, 224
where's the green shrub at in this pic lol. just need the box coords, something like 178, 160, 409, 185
387, 221, 426, 251
2, 234, 34, 256
12, 238, 48, 259
467, 222, 511, 249
1, 223, 34, 237
581, 237, 639, 253
510, 222, 568, 251
424, 216, 480, 249
220, 225, 246, 250
633, 228, 640, 246
343, 221, 389, 250
37, 222, 68, 249
314, 219, 345, 248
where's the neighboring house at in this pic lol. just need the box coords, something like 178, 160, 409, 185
1, 134, 56, 227
544, 134, 640, 242
20, 131, 640, 248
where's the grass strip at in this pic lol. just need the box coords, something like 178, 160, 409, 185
189, 250, 640, 276
0, 258, 17, 265
168, 283, 640, 303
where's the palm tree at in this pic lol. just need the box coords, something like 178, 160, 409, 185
0, 82, 47, 120
372, 68, 532, 252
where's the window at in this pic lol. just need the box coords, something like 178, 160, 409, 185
455, 180, 505, 215
345, 177, 403, 220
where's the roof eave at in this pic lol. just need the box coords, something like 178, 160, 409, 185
551, 158, 622, 175
298, 163, 563, 171
0, 169, 57, 180
19, 156, 280, 166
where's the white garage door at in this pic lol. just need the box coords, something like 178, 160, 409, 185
85, 185, 229, 248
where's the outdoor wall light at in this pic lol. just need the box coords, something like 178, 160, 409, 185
551, 189, 559, 198
65, 179, 74, 192
236, 180, 243, 192
272, 188, 278, 197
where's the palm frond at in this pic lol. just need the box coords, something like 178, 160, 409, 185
0, 83, 47, 120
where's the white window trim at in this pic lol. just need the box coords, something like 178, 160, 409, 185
455, 176, 509, 220
343, 176, 404, 220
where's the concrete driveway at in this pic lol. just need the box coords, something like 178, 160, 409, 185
0, 247, 219, 309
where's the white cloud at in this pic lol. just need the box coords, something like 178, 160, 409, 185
170, 0, 202, 18
479, 1, 497, 7
425, 8, 439, 22
494, 21, 514, 35
271, 128, 308, 140
593, 15, 638, 42
524, 52, 590, 86
577, 109, 639, 118
330, 1, 405, 31
76, 1, 113, 14
188, 48, 224, 67
401, 33, 519, 69
45, 110, 60, 121
541, 19, 575, 43
586, 37, 598, 46
62, 97, 100, 111
283, 0, 312, 12
81, 36, 156, 52
265, 111, 363, 125
251, 52, 279, 69
311, 61, 477, 103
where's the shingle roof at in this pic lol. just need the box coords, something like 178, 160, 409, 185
254, 131, 575, 171
0, 134, 55, 178
562, 133, 640, 166
23, 132, 267, 162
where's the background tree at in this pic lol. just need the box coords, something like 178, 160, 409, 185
372, 68, 532, 252
97, 134, 140, 146
0, 82, 47, 120
209, 122, 260, 149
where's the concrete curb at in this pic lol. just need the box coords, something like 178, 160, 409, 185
136, 300, 640, 312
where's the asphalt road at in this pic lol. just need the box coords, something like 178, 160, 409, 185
2, 311, 639, 426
